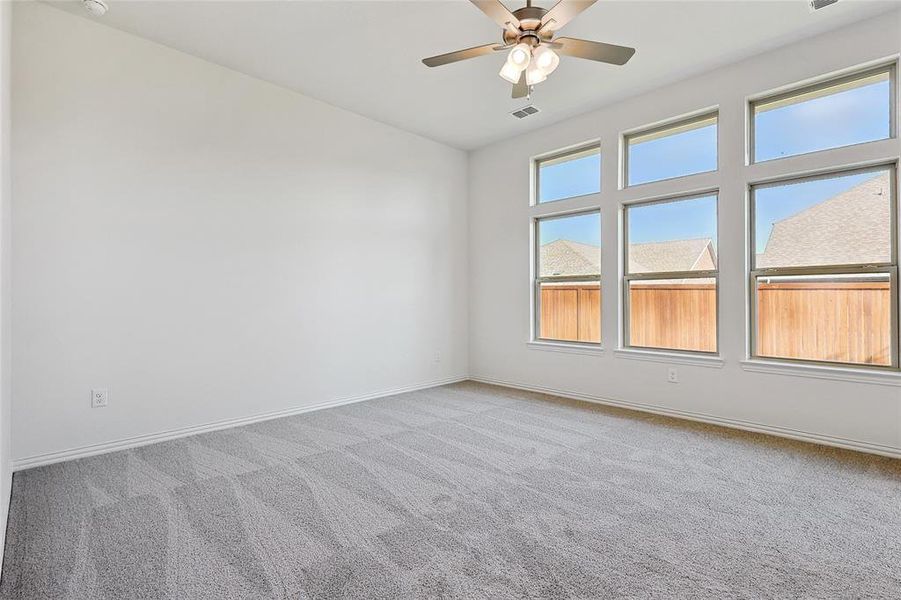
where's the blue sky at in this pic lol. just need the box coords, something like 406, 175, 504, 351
539, 212, 600, 246
538, 76, 888, 251
539, 152, 600, 203
755, 79, 889, 162
629, 195, 717, 245
629, 124, 717, 186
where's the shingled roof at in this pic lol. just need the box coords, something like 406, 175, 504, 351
540, 238, 716, 277
539, 240, 600, 277
629, 238, 716, 274
757, 172, 890, 268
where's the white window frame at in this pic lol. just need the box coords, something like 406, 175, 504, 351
622, 111, 719, 188
531, 208, 603, 347
748, 164, 899, 370
749, 64, 897, 165
622, 192, 720, 356
532, 141, 602, 206
522, 60, 901, 381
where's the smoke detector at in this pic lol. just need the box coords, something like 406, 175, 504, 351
83, 0, 108, 17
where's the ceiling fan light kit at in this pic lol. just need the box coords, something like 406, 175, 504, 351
499, 42, 532, 82
422, 0, 636, 99
499, 43, 558, 87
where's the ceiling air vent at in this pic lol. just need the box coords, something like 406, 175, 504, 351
511, 105, 540, 119
810, 0, 838, 10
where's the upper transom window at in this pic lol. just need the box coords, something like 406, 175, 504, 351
624, 113, 718, 187
751, 66, 893, 163
535, 144, 601, 204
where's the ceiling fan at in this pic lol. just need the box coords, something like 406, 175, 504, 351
422, 0, 635, 99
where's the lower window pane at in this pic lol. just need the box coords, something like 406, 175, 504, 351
539, 281, 600, 343
756, 273, 891, 366
628, 278, 717, 352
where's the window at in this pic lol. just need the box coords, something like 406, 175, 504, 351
624, 113, 717, 186
525, 61, 899, 375
752, 66, 893, 162
750, 166, 897, 367
623, 194, 718, 353
535, 145, 601, 204
534, 211, 601, 344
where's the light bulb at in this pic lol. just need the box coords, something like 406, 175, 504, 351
507, 43, 531, 70
525, 63, 547, 86
499, 60, 522, 84
532, 46, 560, 75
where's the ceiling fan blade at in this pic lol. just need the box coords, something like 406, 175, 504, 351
512, 71, 528, 99
470, 0, 520, 30
540, 0, 598, 33
422, 43, 501, 67
555, 37, 636, 65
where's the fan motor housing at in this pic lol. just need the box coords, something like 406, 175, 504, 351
503, 6, 554, 48
512, 5, 546, 27
503, 7, 554, 46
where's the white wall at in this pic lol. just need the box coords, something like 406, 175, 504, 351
0, 0, 11, 555
10, 2, 901, 471
11, 2, 468, 464
469, 10, 901, 456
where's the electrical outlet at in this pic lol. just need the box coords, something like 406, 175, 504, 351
667, 368, 678, 384
91, 389, 109, 408
433, 352, 441, 363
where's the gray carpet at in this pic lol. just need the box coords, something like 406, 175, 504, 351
1, 382, 899, 599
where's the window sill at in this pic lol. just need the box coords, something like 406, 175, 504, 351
740, 359, 901, 387
614, 348, 724, 368
527, 341, 605, 356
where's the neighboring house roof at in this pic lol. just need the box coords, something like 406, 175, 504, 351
540, 240, 599, 277
540, 238, 716, 277
629, 238, 716, 274
757, 172, 890, 268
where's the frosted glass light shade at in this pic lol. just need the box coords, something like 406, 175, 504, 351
525, 63, 547, 86
499, 60, 522, 84
533, 46, 559, 75
508, 43, 531, 69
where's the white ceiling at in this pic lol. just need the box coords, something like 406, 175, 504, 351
48, 0, 900, 150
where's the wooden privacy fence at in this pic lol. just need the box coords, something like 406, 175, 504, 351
539, 280, 891, 364
756, 279, 891, 366
539, 285, 601, 344
628, 282, 716, 352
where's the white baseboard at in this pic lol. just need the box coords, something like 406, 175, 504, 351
470, 375, 901, 460
11, 375, 468, 471
13, 373, 899, 470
